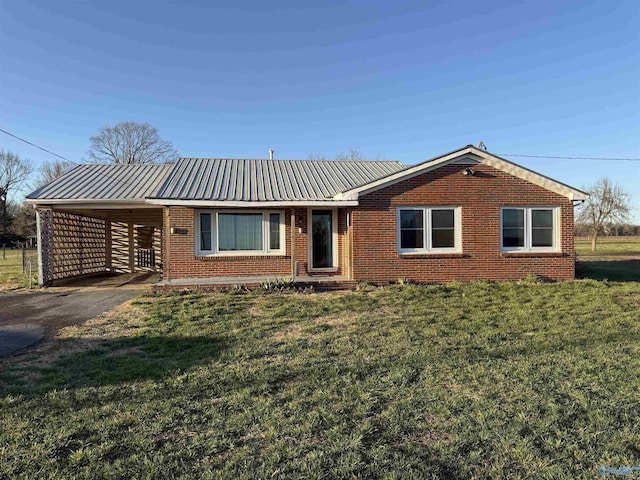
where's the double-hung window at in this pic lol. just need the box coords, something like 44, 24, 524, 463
397, 207, 461, 253
197, 211, 285, 256
501, 207, 559, 252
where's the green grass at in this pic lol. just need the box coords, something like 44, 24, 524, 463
575, 236, 640, 257
575, 237, 640, 282
1, 281, 639, 479
0, 248, 38, 291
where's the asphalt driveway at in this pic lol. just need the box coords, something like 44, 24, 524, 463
0, 289, 139, 357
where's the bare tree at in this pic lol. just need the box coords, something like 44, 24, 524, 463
36, 159, 75, 187
0, 151, 32, 234
577, 178, 631, 252
308, 148, 379, 161
88, 121, 178, 164
11, 201, 37, 238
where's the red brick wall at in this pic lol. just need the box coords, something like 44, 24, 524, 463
351, 163, 575, 282
164, 207, 292, 280
163, 206, 351, 280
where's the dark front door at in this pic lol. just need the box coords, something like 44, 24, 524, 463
311, 210, 333, 269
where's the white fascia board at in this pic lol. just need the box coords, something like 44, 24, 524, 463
25, 198, 156, 209
335, 146, 589, 201
145, 199, 359, 207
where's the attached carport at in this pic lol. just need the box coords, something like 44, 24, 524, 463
26, 164, 173, 287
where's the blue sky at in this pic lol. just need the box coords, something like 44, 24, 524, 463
1, 1, 639, 220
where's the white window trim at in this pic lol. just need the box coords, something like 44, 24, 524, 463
396, 206, 462, 254
195, 210, 286, 257
308, 207, 339, 272
500, 206, 561, 253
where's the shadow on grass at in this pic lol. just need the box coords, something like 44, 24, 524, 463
0, 334, 224, 396
576, 260, 640, 282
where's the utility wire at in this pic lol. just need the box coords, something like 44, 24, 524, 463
3, 126, 640, 168
495, 153, 640, 162
0, 127, 76, 164
0, 127, 157, 197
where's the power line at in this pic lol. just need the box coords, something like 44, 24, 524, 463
496, 152, 640, 162
0, 127, 76, 164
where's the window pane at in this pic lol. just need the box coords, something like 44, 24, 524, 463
400, 210, 423, 229
503, 209, 524, 228
269, 213, 281, 250
432, 209, 454, 229
200, 213, 212, 251
532, 209, 553, 228
532, 228, 553, 247
218, 213, 262, 251
503, 228, 525, 247
432, 229, 455, 248
401, 229, 424, 249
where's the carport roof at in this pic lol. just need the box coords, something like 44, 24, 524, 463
26, 163, 174, 203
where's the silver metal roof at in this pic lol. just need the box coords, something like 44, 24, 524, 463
153, 158, 406, 201
27, 163, 174, 201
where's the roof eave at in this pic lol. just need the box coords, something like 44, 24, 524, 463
145, 198, 359, 207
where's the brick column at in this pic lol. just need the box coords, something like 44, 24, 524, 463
36, 207, 54, 286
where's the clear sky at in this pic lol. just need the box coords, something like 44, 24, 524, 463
1, 1, 639, 220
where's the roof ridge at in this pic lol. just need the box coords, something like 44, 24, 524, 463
177, 157, 403, 164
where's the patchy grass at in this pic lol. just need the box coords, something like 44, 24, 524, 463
1, 282, 639, 479
0, 248, 38, 291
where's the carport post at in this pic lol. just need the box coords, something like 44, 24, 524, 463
36, 209, 43, 286
105, 219, 112, 272
128, 222, 135, 272
35, 207, 54, 287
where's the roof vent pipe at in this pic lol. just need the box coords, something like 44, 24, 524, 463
269, 149, 274, 160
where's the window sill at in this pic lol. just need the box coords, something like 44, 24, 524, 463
308, 267, 339, 273
500, 251, 564, 258
398, 252, 465, 259
196, 252, 287, 260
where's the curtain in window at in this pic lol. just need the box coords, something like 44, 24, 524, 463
218, 213, 262, 251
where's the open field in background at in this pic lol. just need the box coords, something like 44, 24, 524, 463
0, 249, 38, 292
575, 237, 640, 282
575, 236, 640, 257
1, 281, 639, 479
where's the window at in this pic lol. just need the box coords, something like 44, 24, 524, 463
501, 207, 559, 252
397, 207, 460, 253
197, 211, 284, 255
200, 213, 212, 251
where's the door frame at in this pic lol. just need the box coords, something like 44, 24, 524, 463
307, 207, 338, 272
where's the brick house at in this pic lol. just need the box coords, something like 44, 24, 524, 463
26, 145, 588, 288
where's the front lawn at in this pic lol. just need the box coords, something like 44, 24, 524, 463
1, 281, 639, 479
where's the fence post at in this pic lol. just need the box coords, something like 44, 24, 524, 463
2, 243, 5, 260
22, 244, 26, 273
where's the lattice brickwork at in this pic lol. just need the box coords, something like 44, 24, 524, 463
52, 211, 106, 280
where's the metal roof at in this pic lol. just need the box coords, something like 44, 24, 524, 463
152, 158, 406, 201
26, 163, 174, 201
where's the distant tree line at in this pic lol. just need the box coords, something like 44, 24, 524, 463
574, 223, 640, 237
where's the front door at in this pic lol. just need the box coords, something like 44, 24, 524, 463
311, 209, 334, 269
